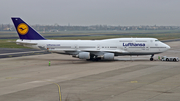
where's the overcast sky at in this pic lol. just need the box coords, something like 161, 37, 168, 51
0, 0, 180, 26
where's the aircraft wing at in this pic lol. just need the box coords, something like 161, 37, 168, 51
48, 48, 128, 56
80, 49, 128, 56
81, 49, 126, 53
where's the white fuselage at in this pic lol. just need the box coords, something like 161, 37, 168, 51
16, 38, 170, 57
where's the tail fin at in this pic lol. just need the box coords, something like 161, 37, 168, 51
11, 17, 46, 40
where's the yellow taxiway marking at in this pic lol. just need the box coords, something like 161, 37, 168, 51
5, 77, 13, 79
130, 81, 138, 83
53, 83, 62, 101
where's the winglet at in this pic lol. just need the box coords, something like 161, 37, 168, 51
11, 17, 46, 40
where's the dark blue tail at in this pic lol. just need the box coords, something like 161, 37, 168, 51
11, 17, 46, 40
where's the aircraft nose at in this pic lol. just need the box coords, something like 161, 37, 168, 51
166, 44, 171, 50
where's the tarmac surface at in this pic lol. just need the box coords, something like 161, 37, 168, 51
0, 48, 49, 58
0, 41, 180, 101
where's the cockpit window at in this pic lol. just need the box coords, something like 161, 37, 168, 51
155, 40, 159, 42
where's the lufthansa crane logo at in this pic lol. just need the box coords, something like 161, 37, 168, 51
17, 23, 29, 35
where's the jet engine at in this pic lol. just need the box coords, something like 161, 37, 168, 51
72, 52, 90, 59
103, 53, 114, 60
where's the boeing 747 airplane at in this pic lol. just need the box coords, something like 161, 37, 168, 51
11, 17, 170, 61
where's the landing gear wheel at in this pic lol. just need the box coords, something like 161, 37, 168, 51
94, 58, 100, 61
173, 58, 176, 61
86, 55, 101, 61
150, 58, 154, 61
150, 54, 154, 61
86, 55, 94, 61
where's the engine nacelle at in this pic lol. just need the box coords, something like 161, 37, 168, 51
77, 52, 90, 59
103, 53, 114, 60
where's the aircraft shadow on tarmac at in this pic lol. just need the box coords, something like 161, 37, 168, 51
16, 57, 151, 66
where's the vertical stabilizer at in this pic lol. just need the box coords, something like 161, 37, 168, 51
11, 17, 46, 40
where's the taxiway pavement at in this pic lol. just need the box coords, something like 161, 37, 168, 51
0, 41, 180, 101
0, 48, 49, 58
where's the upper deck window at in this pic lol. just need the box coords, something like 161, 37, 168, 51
119, 40, 132, 42
136, 40, 147, 42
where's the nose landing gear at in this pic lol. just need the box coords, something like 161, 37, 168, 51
150, 54, 154, 61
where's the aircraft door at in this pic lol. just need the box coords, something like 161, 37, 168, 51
97, 44, 100, 50
73, 44, 78, 50
123, 45, 128, 51
146, 44, 149, 51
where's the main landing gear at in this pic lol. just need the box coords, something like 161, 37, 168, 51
150, 54, 154, 61
86, 55, 101, 61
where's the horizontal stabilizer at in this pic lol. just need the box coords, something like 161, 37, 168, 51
16, 39, 37, 45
